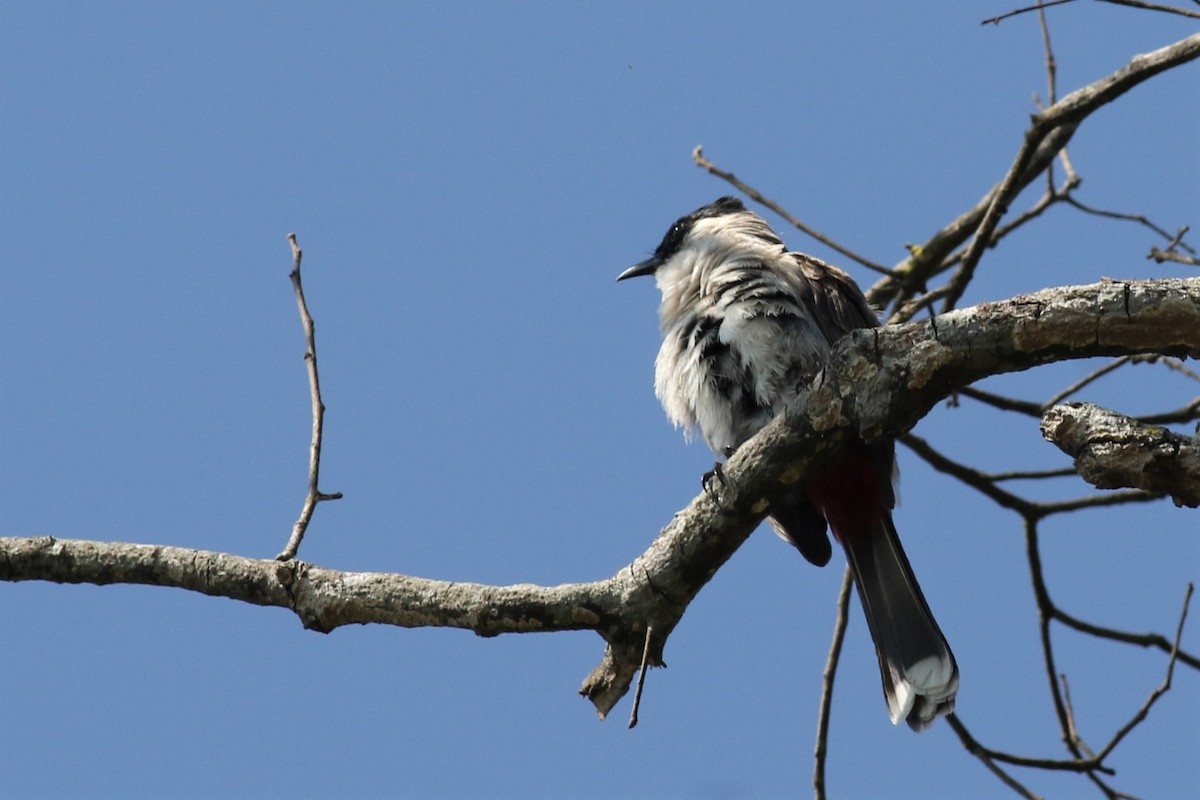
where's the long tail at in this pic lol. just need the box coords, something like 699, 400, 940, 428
841, 513, 958, 730
807, 445, 958, 730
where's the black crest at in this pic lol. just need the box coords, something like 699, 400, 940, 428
653, 197, 747, 260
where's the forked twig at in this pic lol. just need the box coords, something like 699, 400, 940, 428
1065, 198, 1195, 251
1089, 583, 1193, 764
946, 715, 1046, 799
277, 234, 343, 561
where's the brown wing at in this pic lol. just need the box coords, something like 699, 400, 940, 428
786, 252, 881, 343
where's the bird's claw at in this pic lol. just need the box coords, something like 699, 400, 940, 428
702, 461, 729, 498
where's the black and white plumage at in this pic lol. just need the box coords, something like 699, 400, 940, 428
618, 197, 958, 730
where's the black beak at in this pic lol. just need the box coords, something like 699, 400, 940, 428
616, 257, 661, 282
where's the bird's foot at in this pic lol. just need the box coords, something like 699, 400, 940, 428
702, 448, 737, 498
702, 454, 737, 498
702, 463, 726, 498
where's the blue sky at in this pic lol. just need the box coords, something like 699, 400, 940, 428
2, 2, 1197, 798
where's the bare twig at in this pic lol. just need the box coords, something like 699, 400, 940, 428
692, 147, 891, 275
982, 0, 1076, 26
931, 174, 1079, 278
1149, 247, 1200, 267
958, 386, 1046, 418
1098, 0, 1200, 20
1064, 196, 1196, 252
1059, 673, 1097, 758
1149, 226, 1199, 264
1163, 225, 1193, 252
948, 710, 1115, 775
900, 433, 1034, 513
1024, 517, 1087, 761
628, 625, 656, 729
938, 140, 1060, 311
813, 566, 852, 800
1036, 489, 1164, 515
984, 0, 1200, 25
1159, 355, 1200, 383
1035, 1, 1084, 186
1089, 583, 1193, 762
999, 178, 1075, 241
1022, 524, 1195, 795
908, 424, 1162, 518
945, 715, 1046, 799
1138, 396, 1200, 425
277, 234, 343, 562
889, 284, 957, 325
1053, 595, 1200, 670
986, 467, 1079, 481
1039, 3, 1059, 106
1044, 357, 1132, 406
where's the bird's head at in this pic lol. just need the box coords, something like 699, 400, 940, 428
617, 197, 784, 287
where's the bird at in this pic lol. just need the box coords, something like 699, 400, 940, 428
617, 196, 958, 730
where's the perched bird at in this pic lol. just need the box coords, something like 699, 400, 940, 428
618, 196, 957, 730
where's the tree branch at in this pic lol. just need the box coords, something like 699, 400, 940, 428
3, 277, 1198, 720
938, 31, 1200, 313
867, 31, 1200, 312
1041, 401, 1200, 507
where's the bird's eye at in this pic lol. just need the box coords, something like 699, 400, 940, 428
656, 222, 687, 257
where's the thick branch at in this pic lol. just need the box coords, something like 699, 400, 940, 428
0, 536, 609, 635
3, 277, 1198, 718
1041, 402, 1200, 507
